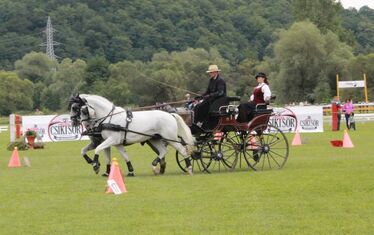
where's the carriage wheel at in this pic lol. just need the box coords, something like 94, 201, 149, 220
220, 131, 249, 170
200, 133, 239, 173
175, 143, 206, 173
243, 124, 289, 171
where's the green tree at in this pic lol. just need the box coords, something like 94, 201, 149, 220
40, 58, 87, 111
270, 21, 353, 103
14, 52, 57, 109
83, 56, 110, 92
346, 53, 374, 102
293, 0, 342, 33
14, 52, 56, 83
293, 0, 356, 46
107, 60, 146, 106
0, 71, 33, 115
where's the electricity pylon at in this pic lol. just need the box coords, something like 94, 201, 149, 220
42, 16, 59, 60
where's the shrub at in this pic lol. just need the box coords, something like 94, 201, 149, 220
25, 130, 37, 138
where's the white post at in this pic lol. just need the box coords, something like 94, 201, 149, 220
9, 114, 15, 142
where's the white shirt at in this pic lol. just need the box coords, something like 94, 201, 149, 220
250, 83, 271, 102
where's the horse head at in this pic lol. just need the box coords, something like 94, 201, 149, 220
80, 104, 97, 129
70, 102, 83, 127
68, 94, 87, 127
68, 93, 86, 109
69, 93, 114, 127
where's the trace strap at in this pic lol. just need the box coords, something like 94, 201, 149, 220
98, 122, 186, 145
82, 105, 186, 145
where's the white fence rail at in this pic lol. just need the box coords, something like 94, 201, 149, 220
323, 113, 374, 123
0, 125, 8, 132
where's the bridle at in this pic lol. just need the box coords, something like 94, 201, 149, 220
69, 95, 117, 127
68, 94, 187, 145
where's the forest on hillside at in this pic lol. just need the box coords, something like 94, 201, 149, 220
0, 0, 373, 115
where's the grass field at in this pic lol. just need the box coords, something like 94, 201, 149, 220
0, 122, 373, 234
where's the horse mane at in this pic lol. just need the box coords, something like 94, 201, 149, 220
80, 94, 114, 107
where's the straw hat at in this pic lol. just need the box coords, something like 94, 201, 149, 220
206, 64, 221, 73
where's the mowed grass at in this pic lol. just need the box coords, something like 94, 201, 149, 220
0, 122, 373, 234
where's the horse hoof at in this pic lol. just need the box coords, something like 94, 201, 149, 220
127, 172, 135, 177
160, 162, 167, 174
92, 162, 100, 174
187, 166, 193, 176
101, 173, 109, 177
152, 165, 160, 175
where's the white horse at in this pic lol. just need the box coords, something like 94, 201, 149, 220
80, 121, 135, 177
80, 116, 168, 177
69, 94, 194, 175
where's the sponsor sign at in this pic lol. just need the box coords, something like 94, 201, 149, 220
338, 80, 365, 88
48, 114, 84, 141
269, 108, 297, 133
286, 106, 324, 133
22, 114, 89, 142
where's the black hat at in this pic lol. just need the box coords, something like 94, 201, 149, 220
255, 72, 267, 79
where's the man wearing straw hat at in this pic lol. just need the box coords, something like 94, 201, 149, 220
193, 64, 226, 127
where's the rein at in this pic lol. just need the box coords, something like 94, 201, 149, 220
76, 101, 187, 145
97, 123, 187, 145
84, 99, 189, 124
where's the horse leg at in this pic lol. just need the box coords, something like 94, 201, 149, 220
159, 158, 166, 174
102, 147, 111, 177
146, 140, 167, 174
169, 142, 193, 176
81, 142, 95, 164
148, 139, 168, 175
93, 137, 118, 175
115, 145, 135, 177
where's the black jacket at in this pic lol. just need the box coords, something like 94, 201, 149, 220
202, 74, 226, 99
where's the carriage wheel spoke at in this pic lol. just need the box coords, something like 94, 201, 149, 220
244, 124, 289, 171
267, 152, 282, 168
268, 149, 286, 159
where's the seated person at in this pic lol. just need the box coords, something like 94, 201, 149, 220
193, 64, 226, 127
237, 72, 271, 122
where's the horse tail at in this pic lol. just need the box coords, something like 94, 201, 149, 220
171, 113, 195, 146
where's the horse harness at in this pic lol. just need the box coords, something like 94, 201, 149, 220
78, 102, 187, 145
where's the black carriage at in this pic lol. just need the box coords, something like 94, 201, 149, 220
175, 97, 290, 173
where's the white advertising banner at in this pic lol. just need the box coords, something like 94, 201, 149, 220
287, 106, 324, 133
22, 114, 89, 142
338, 80, 365, 88
268, 106, 323, 133
268, 107, 298, 133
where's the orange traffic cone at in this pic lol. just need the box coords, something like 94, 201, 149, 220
8, 147, 21, 167
106, 158, 127, 194
343, 129, 354, 148
291, 129, 302, 146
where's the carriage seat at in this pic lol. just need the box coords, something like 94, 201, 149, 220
209, 96, 241, 116
254, 107, 273, 115
251, 102, 273, 116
